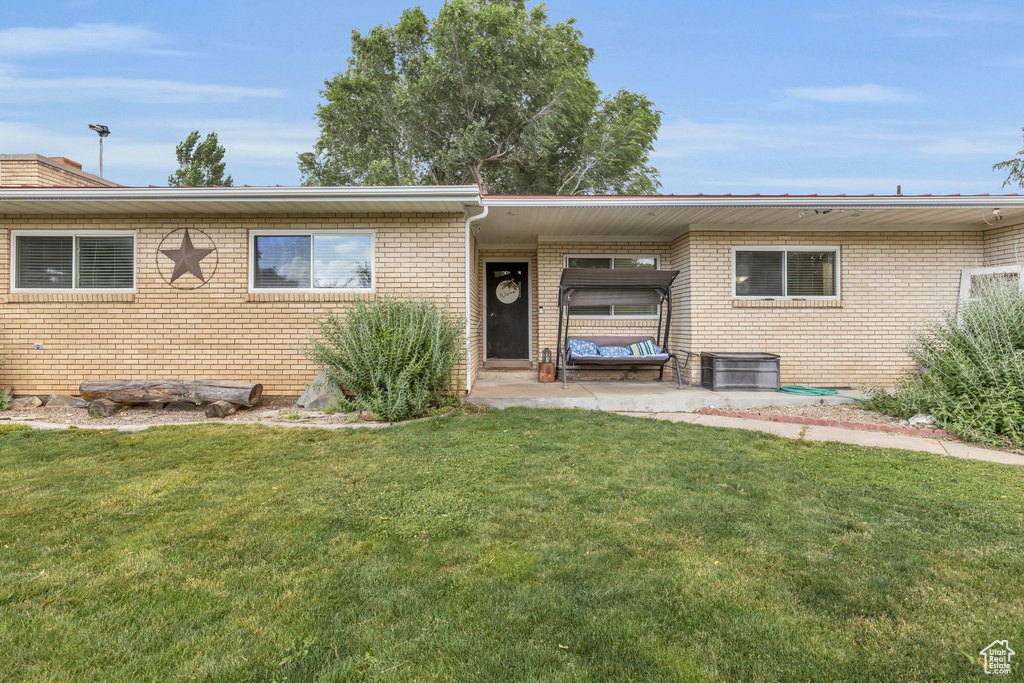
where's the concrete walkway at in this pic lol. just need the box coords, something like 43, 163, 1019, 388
619, 411, 1024, 467
469, 374, 865, 412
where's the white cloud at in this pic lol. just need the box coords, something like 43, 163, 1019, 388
148, 119, 317, 165
784, 84, 919, 104
654, 117, 1019, 167
694, 176, 991, 195
653, 118, 920, 159
0, 121, 168, 173
0, 66, 284, 104
890, 7, 1010, 24
0, 23, 162, 57
0, 119, 315, 181
918, 130, 1021, 158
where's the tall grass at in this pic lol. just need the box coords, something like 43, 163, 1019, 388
865, 279, 1024, 448
305, 298, 464, 421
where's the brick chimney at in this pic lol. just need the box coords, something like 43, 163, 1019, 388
0, 154, 118, 187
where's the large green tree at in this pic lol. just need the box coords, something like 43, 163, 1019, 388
299, 0, 661, 194
168, 131, 233, 187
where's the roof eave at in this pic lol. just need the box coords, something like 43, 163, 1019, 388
0, 184, 481, 204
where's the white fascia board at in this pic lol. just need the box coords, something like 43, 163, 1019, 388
0, 184, 482, 205
483, 195, 1024, 209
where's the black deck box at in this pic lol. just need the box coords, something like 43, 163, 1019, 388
700, 352, 780, 392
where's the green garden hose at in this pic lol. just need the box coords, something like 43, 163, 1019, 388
780, 385, 864, 401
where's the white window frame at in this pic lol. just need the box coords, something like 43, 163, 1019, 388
249, 229, 376, 293
959, 265, 1024, 307
563, 254, 662, 319
11, 229, 137, 294
731, 246, 841, 300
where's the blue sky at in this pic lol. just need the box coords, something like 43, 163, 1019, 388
2, 0, 1022, 194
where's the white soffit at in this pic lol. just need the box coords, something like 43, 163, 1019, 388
479, 195, 1024, 242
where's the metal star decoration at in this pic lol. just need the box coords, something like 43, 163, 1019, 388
160, 229, 214, 283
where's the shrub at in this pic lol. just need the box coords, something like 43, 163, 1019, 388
864, 280, 1024, 448
0, 389, 11, 412
306, 298, 464, 422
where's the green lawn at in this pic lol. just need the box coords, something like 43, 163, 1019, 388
0, 408, 1021, 681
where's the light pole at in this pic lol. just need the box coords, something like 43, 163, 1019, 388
87, 124, 110, 178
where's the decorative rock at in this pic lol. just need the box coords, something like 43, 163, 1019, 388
908, 413, 936, 428
163, 401, 199, 411
360, 410, 373, 421
88, 398, 121, 418
297, 370, 345, 410
45, 394, 89, 409
10, 396, 42, 410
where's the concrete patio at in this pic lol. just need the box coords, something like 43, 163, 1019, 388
468, 370, 865, 413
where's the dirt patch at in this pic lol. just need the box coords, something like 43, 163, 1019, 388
750, 403, 905, 427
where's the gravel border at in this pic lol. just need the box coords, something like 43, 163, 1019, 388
697, 406, 955, 438
0, 396, 461, 430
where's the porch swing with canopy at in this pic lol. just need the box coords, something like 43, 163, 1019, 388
556, 267, 691, 389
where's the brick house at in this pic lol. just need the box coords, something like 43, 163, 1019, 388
0, 154, 1021, 395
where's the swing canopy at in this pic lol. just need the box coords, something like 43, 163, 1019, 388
557, 268, 678, 307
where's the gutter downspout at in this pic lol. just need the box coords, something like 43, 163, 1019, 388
464, 205, 489, 395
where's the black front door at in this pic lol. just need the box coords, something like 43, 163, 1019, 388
486, 262, 529, 359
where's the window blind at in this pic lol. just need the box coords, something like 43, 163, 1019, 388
77, 236, 133, 289
787, 251, 835, 296
735, 251, 784, 296
253, 235, 311, 288
16, 235, 73, 289
313, 234, 372, 289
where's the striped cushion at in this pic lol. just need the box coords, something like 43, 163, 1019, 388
628, 340, 661, 356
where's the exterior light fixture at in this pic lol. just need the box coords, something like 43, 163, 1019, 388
88, 124, 111, 178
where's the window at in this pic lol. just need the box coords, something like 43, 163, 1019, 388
250, 231, 374, 291
733, 247, 839, 299
564, 255, 660, 316
12, 231, 134, 292
959, 265, 1023, 307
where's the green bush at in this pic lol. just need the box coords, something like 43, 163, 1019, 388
864, 280, 1024, 448
306, 298, 464, 422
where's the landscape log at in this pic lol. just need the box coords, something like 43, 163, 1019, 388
80, 380, 262, 407
88, 398, 121, 418
204, 401, 241, 419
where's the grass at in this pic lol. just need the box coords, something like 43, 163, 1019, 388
0, 408, 1021, 681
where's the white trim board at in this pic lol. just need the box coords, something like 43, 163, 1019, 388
10, 229, 137, 294
731, 245, 841, 301
248, 229, 376, 293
